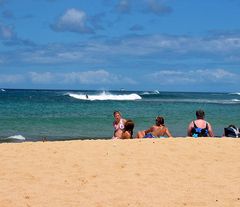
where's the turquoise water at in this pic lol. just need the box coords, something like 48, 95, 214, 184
0, 89, 239, 142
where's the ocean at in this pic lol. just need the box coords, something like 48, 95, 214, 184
0, 89, 239, 142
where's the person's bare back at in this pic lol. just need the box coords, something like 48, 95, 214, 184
187, 109, 214, 137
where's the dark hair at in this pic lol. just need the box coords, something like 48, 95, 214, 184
196, 109, 205, 119
228, 124, 237, 129
124, 119, 134, 138
113, 110, 121, 116
155, 116, 164, 126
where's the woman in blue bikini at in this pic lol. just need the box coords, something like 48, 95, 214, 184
187, 109, 214, 137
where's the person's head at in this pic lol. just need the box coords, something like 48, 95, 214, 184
155, 116, 164, 126
113, 111, 122, 121
196, 109, 205, 119
124, 119, 134, 137
228, 124, 237, 129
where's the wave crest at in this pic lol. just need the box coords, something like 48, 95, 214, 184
142, 90, 160, 95
67, 91, 142, 101
230, 92, 240, 95
1, 135, 26, 142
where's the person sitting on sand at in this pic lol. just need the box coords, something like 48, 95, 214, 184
112, 111, 126, 138
136, 116, 172, 138
187, 109, 214, 137
120, 120, 135, 139
224, 125, 240, 138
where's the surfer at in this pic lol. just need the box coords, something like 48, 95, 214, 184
86, 94, 88, 99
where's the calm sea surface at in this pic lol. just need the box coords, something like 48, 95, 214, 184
0, 89, 239, 142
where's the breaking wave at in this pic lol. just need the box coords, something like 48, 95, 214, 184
230, 92, 240, 95
0, 135, 26, 142
142, 90, 160, 95
67, 91, 142, 101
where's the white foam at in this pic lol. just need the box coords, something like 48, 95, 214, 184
142, 90, 160, 95
146, 98, 239, 104
1, 89, 6, 92
67, 91, 142, 101
2, 135, 26, 141
230, 92, 240, 95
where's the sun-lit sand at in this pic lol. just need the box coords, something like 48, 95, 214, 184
0, 138, 240, 207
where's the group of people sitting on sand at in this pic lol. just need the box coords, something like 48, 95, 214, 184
112, 110, 240, 139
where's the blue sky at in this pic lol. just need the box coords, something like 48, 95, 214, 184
0, 0, 240, 92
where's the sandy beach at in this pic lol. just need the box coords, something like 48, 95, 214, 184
0, 138, 240, 207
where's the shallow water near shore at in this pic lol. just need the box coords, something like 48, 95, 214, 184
0, 89, 239, 142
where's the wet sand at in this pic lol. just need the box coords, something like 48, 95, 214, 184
0, 138, 240, 207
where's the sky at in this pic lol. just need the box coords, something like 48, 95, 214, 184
0, 0, 240, 92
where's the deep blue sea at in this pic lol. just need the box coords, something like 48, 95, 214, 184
0, 89, 239, 142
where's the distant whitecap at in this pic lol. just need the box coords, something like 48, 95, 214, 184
142, 90, 160, 95
232, 99, 240, 102
230, 92, 240, 95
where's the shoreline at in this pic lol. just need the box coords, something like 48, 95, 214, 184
1, 138, 240, 207
0, 135, 235, 144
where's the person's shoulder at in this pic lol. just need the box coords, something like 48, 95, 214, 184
122, 131, 131, 139
162, 125, 168, 132
188, 120, 194, 125
151, 125, 158, 130
206, 121, 212, 127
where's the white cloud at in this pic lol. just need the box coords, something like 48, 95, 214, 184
113, 0, 172, 15
29, 72, 55, 84
61, 70, 112, 84
52, 8, 93, 34
28, 70, 136, 85
0, 22, 35, 47
0, 74, 24, 83
22, 49, 85, 64
195, 69, 236, 80
103, 34, 240, 56
3, 34, 240, 66
147, 69, 239, 85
